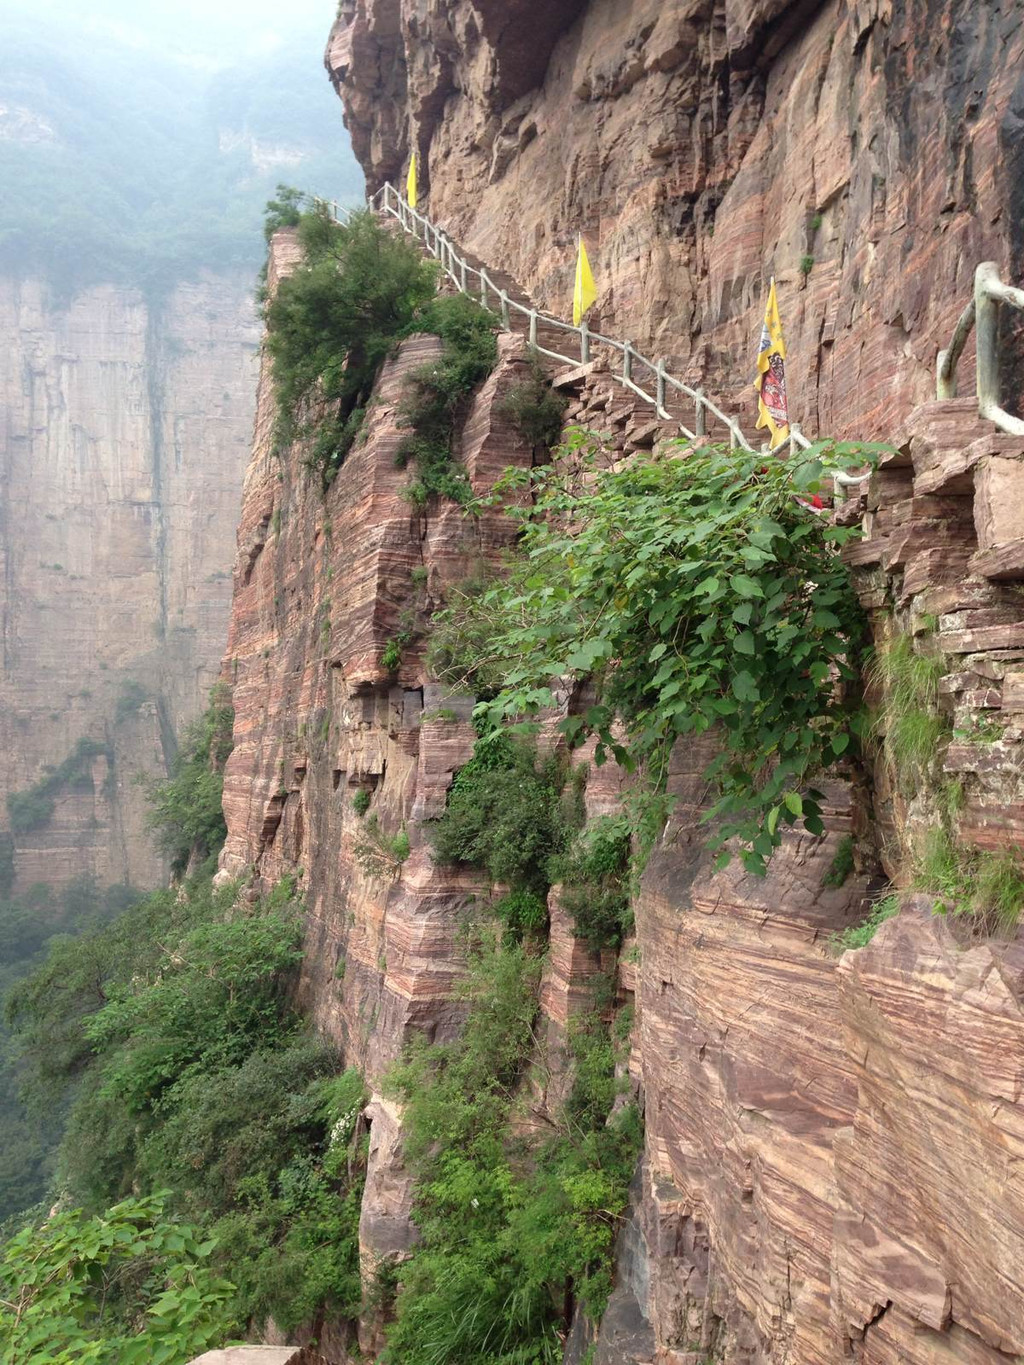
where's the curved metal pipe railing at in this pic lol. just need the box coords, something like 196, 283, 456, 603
937, 262, 1024, 437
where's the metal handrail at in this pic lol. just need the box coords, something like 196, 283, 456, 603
372, 183, 759, 450
319, 187, 879, 490
358, 183, 815, 456
937, 261, 1024, 437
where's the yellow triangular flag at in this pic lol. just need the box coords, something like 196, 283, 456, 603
755, 277, 789, 447
406, 152, 417, 209
573, 234, 597, 327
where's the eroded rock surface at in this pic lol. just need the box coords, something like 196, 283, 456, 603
227, 10, 1024, 1350
328, 0, 1024, 441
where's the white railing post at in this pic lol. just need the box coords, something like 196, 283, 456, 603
480, 272, 488, 309
460, 257, 468, 293
500, 291, 510, 330
580, 319, 590, 363
694, 389, 706, 437
656, 359, 666, 413
623, 344, 633, 384
976, 262, 1000, 419
529, 310, 538, 347
789, 420, 802, 459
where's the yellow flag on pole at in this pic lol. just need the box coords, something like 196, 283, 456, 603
755, 277, 789, 447
573, 234, 597, 327
406, 152, 417, 209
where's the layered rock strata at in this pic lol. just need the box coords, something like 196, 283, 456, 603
617, 403, 1024, 1364
222, 197, 1024, 1359
328, 0, 1024, 442
219, 232, 655, 1353
220, 233, 528, 1322
0, 273, 258, 893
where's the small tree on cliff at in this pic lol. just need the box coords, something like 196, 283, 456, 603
143, 682, 234, 876
264, 206, 437, 480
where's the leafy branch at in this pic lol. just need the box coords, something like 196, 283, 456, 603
435, 433, 885, 873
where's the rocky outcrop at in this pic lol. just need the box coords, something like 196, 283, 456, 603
221, 218, 1024, 1360
216, 6, 1024, 1356
219, 232, 544, 1290
328, 0, 1024, 440
0, 273, 258, 893
613, 402, 1024, 1364
631, 762, 1024, 1363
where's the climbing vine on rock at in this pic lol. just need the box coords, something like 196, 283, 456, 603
438, 433, 884, 873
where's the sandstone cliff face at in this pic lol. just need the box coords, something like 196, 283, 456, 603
220, 235, 568, 1352
328, 0, 1024, 440
0, 273, 258, 893
221, 230, 1024, 1363
211, 6, 1024, 1359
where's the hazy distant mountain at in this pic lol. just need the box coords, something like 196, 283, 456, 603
0, 9, 362, 295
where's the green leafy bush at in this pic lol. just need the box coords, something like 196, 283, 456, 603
353, 815, 411, 880
492, 887, 549, 935
352, 789, 372, 817
430, 734, 572, 898
0, 878, 140, 1224
4, 874, 368, 1340
263, 183, 305, 239
147, 1053, 366, 1334
425, 567, 512, 696
396, 294, 499, 508
265, 205, 499, 495
384, 938, 641, 1364
381, 637, 404, 671
0, 1193, 235, 1364
82, 909, 304, 1119
461, 435, 883, 873
498, 351, 568, 450
144, 683, 234, 875
553, 816, 632, 948
264, 207, 437, 485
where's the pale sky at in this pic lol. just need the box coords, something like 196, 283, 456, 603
1, 0, 340, 64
